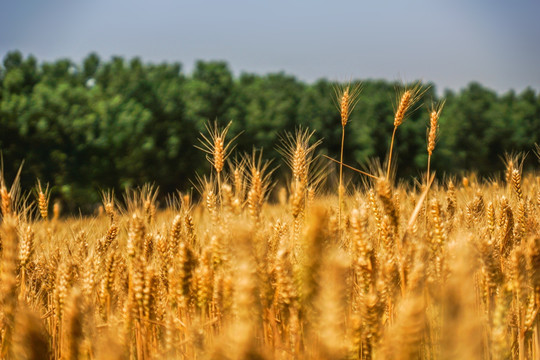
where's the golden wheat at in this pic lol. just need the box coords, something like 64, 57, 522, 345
0, 91, 538, 360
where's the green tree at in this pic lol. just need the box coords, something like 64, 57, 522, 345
184, 61, 234, 129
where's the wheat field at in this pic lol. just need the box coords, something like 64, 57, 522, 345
0, 86, 539, 360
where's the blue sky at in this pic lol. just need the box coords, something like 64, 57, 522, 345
1, 0, 539, 94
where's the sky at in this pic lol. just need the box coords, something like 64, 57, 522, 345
1, 0, 539, 94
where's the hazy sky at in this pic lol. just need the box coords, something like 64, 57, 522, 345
1, 0, 539, 94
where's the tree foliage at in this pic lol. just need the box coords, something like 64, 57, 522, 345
1, 51, 538, 210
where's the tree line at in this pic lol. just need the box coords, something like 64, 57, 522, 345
1, 51, 538, 211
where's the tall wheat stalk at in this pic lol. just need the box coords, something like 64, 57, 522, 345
426, 100, 445, 185
387, 83, 426, 180
334, 83, 361, 230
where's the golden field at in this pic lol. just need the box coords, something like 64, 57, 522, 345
0, 86, 539, 359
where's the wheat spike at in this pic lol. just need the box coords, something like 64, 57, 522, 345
387, 82, 427, 179
36, 180, 50, 220
512, 168, 523, 201
395, 90, 411, 127
334, 82, 361, 127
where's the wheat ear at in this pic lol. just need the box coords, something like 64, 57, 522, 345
36, 179, 50, 220
196, 120, 240, 207
426, 100, 445, 186
334, 82, 361, 233
387, 82, 426, 180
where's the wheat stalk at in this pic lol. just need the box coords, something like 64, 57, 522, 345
334, 82, 362, 234
387, 82, 427, 180
196, 120, 241, 206
426, 100, 445, 186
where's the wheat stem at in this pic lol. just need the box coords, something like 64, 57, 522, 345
339, 125, 345, 233
387, 126, 398, 180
